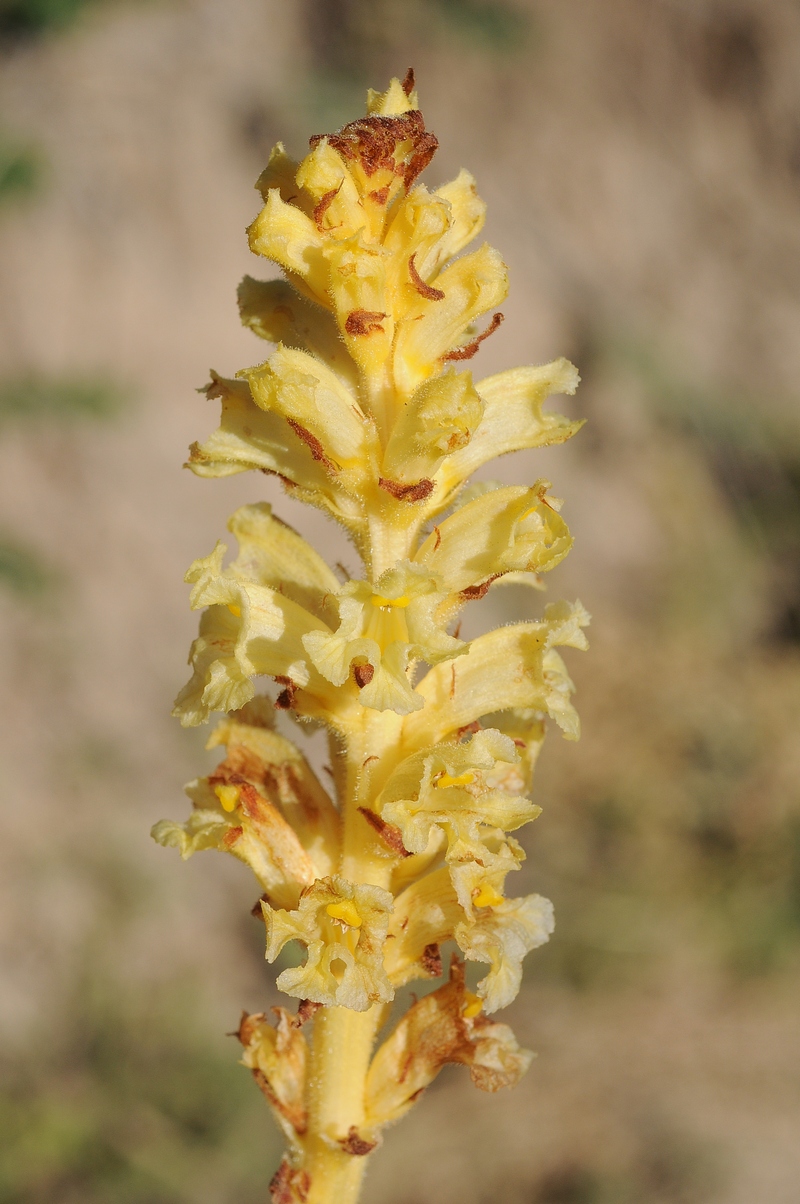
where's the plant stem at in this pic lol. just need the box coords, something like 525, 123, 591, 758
299, 663, 402, 1201
302, 1004, 384, 1204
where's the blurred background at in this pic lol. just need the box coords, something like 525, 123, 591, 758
1, 1, 799, 1201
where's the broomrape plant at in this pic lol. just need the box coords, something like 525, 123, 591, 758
153, 70, 588, 1204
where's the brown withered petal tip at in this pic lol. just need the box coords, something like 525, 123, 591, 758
409, 253, 445, 301
310, 111, 437, 189
251, 893, 269, 919
294, 999, 323, 1027
442, 312, 505, 362
378, 477, 435, 502
401, 67, 415, 96
269, 1160, 311, 1204
338, 1126, 378, 1157
344, 309, 387, 337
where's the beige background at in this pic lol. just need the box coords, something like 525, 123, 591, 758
1, 2, 799, 1201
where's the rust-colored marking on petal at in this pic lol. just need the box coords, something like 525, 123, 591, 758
368, 185, 390, 205
442, 312, 505, 362
312, 182, 342, 231
421, 943, 443, 977
357, 806, 412, 858
459, 575, 499, 602
344, 309, 387, 337
286, 419, 336, 470
221, 825, 243, 849
378, 477, 435, 502
409, 253, 445, 301
338, 1126, 378, 1156
456, 720, 481, 740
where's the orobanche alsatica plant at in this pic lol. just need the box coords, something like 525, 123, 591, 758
154, 70, 588, 1204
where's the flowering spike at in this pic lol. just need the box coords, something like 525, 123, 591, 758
155, 76, 588, 1204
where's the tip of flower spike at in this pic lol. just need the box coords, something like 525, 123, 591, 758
214, 783, 240, 813
366, 70, 418, 116
326, 900, 363, 928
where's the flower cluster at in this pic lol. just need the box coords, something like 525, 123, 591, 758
155, 71, 587, 1204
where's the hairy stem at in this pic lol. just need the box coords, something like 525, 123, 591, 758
303, 1004, 383, 1204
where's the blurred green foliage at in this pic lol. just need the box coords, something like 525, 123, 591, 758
429, 0, 530, 52
0, 0, 102, 40
0, 138, 41, 206
300, 0, 530, 115
0, 846, 280, 1204
529, 1119, 719, 1204
0, 376, 124, 425
0, 537, 54, 596
0, 377, 126, 599
518, 333, 800, 994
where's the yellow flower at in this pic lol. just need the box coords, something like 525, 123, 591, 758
158, 72, 591, 1201
302, 561, 463, 714
262, 875, 394, 1011
377, 728, 540, 870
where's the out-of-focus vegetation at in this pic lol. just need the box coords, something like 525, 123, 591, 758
0, 377, 123, 425
0, 377, 125, 596
0, 0, 106, 41
0, 136, 40, 205
0, 858, 279, 1204
525, 333, 800, 992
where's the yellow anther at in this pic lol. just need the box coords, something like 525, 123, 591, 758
463, 991, 483, 1019
435, 771, 475, 789
227, 603, 241, 618
473, 883, 505, 908
370, 593, 410, 608
326, 900, 363, 928
214, 783, 240, 813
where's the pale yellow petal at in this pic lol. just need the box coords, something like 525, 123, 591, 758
241, 347, 376, 486
402, 602, 590, 748
393, 243, 508, 396
236, 276, 358, 386
455, 893, 554, 1012
247, 189, 329, 305
436, 359, 583, 498
225, 502, 340, 622
415, 482, 572, 594
381, 369, 483, 489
